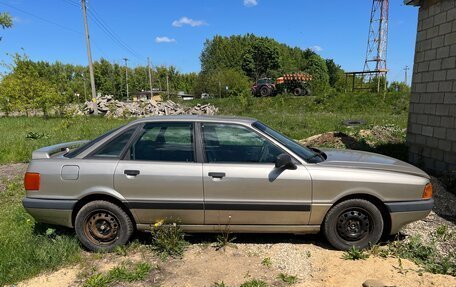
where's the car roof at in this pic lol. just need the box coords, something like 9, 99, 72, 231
128, 115, 258, 125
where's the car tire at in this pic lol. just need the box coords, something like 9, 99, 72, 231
75, 200, 134, 252
323, 199, 384, 250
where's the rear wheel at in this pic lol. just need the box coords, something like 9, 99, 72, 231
323, 199, 384, 250
293, 87, 303, 96
260, 85, 272, 97
75, 200, 133, 252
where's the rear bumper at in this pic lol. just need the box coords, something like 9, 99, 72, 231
386, 199, 433, 234
22, 197, 76, 228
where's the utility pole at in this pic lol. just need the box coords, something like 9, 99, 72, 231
166, 72, 170, 100
123, 58, 129, 101
81, 0, 97, 114
147, 57, 153, 99
404, 65, 410, 84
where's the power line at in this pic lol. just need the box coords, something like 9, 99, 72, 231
85, 4, 142, 60
0, 1, 81, 34
0, 0, 108, 58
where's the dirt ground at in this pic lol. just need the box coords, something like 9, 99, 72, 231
2, 163, 455, 287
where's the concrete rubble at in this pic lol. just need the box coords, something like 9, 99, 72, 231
81, 95, 218, 118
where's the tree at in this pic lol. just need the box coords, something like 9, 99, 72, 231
304, 55, 330, 95
325, 59, 345, 91
194, 68, 251, 98
388, 81, 410, 93
0, 53, 61, 116
241, 38, 281, 80
0, 12, 12, 41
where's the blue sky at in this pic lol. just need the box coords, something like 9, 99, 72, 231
0, 0, 418, 83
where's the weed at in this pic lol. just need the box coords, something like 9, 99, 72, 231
83, 273, 111, 287
261, 257, 272, 268
369, 244, 390, 258
150, 221, 188, 259
82, 261, 152, 287
277, 273, 298, 285
240, 279, 268, 287
387, 235, 456, 276
342, 246, 369, 260
113, 245, 128, 256
214, 221, 236, 251
213, 281, 229, 287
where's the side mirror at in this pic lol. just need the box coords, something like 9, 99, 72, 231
275, 154, 297, 170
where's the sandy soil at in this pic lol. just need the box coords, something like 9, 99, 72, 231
16, 241, 456, 287
1, 163, 454, 287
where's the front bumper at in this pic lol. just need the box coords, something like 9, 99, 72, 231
23, 197, 76, 228
386, 199, 434, 234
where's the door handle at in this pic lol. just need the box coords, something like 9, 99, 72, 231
124, 170, 140, 176
208, 172, 225, 179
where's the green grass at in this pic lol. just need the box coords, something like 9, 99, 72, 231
0, 116, 129, 164
83, 261, 152, 287
0, 178, 82, 286
0, 92, 409, 164
187, 92, 409, 140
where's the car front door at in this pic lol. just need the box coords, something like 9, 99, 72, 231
201, 122, 312, 225
113, 122, 204, 225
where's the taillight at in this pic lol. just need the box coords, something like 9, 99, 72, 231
24, 172, 40, 191
422, 183, 433, 199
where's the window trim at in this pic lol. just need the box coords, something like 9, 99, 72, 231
85, 125, 141, 160
120, 121, 198, 163
199, 122, 295, 165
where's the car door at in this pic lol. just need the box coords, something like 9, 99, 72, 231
113, 121, 204, 225
201, 122, 312, 225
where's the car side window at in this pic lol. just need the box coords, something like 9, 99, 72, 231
202, 123, 284, 163
91, 128, 136, 158
129, 122, 194, 162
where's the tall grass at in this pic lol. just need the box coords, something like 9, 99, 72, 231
0, 116, 129, 164
0, 178, 82, 285
187, 92, 409, 139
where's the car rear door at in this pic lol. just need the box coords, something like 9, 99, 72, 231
113, 122, 204, 225
200, 122, 312, 225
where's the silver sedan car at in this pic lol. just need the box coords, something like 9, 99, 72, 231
23, 116, 433, 251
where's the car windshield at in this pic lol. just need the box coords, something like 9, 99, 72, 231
64, 126, 122, 158
252, 121, 324, 163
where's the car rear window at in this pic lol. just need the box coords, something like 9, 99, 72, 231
64, 127, 121, 158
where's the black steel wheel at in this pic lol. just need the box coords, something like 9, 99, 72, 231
323, 199, 384, 250
75, 200, 133, 252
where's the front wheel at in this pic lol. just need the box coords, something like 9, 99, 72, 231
323, 199, 384, 250
75, 200, 134, 252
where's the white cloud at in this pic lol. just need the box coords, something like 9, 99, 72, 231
155, 36, 176, 43
172, 17, 207, 27
243, 0, 258, 7
310, 45, 323, 52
